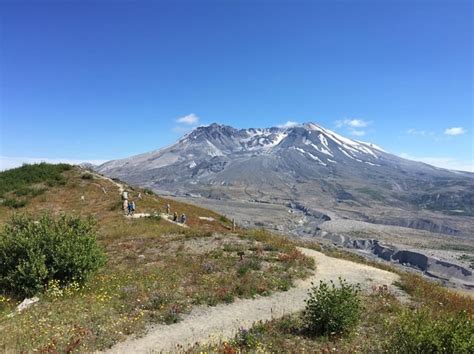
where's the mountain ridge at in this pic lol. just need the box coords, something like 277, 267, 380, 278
96, 122, 474, 236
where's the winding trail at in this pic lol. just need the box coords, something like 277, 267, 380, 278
107, 248, 405, 353
91, 172, 125, 195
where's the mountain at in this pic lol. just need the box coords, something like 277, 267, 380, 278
96, 123, 474, 236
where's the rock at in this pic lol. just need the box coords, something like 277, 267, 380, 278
138, 254, 146, 260
198, 216, 215, 221
16, 297, 39, 312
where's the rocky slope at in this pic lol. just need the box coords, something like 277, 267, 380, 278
97, 123, 474, 235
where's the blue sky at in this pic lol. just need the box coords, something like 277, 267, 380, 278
0, 0, 472, 171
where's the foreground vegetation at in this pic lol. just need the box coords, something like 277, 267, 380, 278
0, 214, 106, 297
1, 164, 472, 352
196, 254, 474, 353
0, 164, 315, 352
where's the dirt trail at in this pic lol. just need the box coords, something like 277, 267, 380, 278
91, 172, 125, 195
124, 213, 189, 228
107, 248, 405, 353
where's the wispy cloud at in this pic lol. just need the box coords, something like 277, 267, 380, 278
350, 130, 366, 136
336, 118, 370, 128
335, 118, 371, 136
176, 113, 199, 125
399, 153, 473, 172
277, 121, 299, 128
0, 156, 108, 171
406, 128, 435, 136
444, 127, 466, 136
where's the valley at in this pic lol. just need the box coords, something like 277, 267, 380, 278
96, 122, 474, 290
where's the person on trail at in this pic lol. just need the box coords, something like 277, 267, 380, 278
173, 212, 178, 222
123, 199, 128, 214
180, 214, 187, 224
127, 201, 133, 216
166, 203, 171, 214
138, 192, 142, 200
131, 201, 136, 215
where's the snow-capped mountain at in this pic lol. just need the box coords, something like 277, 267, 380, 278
97, 122, 474, 232
99, 122, 387, 175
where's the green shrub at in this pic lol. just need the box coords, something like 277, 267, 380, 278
237, 257, 262, 276
0, 214, 107, 297
303, 278, 361, 336
231, 323, 266, 349
219, 215, 230, 224
143, 188, 155, 195
0, 163, 71, 195
81, 173, 94, 180
2, 198, 27, 208
14, 187, 46, 198
388, 309, 473, 353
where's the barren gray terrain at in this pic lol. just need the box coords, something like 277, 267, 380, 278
96, 123, 474, 289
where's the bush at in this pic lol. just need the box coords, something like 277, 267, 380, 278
14, 187, 46, 197
0, 214, 107, 297
2, 198, 27, 209
143, 188, 155, 195
0, 163, 71, 196
81, 173, 94, 180
237, 258, 261, 276
231, 323, 266, 349
303, 278, 361, 336
388, 309, 474, 353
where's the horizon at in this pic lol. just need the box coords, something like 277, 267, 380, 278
1, 119, 473, 172
1, 1, 473, 172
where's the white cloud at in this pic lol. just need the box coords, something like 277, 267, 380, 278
444, 127, 466, 136
176, 113, 199, 125
350, 130, 366, 136
336, 118, 370, 128
399, 153, 474, 172
0, 156, 108, 171
277, 121, 299, 128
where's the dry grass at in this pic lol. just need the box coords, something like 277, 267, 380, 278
0, 167, 315, 352
194, 243, 474, 353
194, 286, 403, 353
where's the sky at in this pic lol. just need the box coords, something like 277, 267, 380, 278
0, 0, 472, 171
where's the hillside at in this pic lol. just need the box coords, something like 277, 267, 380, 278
96, 123, 474, 238
94, 123, 474, 289
0, 163, 472, 353
0, 164, 315, 352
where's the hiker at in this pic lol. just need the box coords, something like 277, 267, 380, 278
138, 192, 142, 199
180, 213, 187, 224
166, 203, 171, 214
123, 199, 128, 214
173, 212, 178, 222
131, 201, 136, 215
127, 201, 133, 216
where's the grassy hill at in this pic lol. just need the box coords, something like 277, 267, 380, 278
0, 164, 472, 353
0, 164, 314, 352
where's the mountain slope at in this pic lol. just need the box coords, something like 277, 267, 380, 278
0, 164, 317, 351
97, 123, 474, 235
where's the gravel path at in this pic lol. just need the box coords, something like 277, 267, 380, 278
91, 172, 125, 195
107, 248, 405, 353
